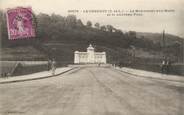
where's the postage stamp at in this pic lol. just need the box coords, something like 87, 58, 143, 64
6, 7, 35, 40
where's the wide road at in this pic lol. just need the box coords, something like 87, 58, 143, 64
0, 67, 184, 115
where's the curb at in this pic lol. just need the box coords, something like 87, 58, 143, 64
115, 68, 184, 83
0, 67, 77, 84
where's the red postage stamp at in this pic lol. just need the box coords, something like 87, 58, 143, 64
6, 7, 35, 40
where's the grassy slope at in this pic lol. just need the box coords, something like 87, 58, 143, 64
137, 32, 183, 44
1, 29, 183, 63
1, 46, 47, 61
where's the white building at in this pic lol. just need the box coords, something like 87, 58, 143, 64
74, 44, 106, 64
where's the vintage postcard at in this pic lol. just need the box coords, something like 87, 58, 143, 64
0, 0, 183, 115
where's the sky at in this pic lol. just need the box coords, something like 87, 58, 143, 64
0, 0, 184, 38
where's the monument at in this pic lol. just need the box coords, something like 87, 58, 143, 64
74, 44, 106, 64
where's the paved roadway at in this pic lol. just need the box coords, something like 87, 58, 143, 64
0, 67, 184, 115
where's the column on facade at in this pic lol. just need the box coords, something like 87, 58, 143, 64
74, 51, 79, 64
102, 52, 106, 64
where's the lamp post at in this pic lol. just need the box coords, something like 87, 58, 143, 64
182, 40, 184, 63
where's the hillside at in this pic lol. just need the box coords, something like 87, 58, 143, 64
137, 32, 183, 45
0, 46, 47, 61
0, 10, 183, 64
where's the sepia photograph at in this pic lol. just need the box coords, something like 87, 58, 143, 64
0, 0, 184, 115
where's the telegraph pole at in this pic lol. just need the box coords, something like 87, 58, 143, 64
162, 30, 165, 51
162, 30, 167, 55
162, 30, 166, 59
182, 40, 184, 63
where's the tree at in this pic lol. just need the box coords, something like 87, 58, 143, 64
37, 13, 52, 40
76, 19, 84, 27
94, 23, 100, 29
115, 29, 123, 34
106, 25, 113, 32
0, 10, 9, 47
100, 25, 106, 31
128, 31, 136, 38
51, 13, 65, 23
86, 21, 92, 27
65, 15, 77, 28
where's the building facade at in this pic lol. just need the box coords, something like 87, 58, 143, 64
74, 44, 106, 64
